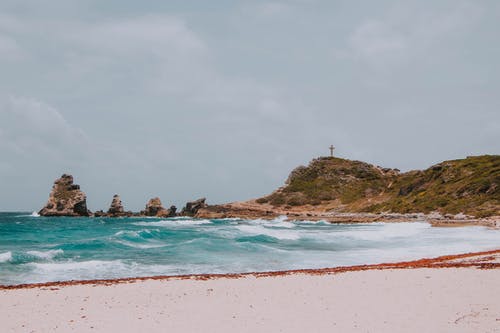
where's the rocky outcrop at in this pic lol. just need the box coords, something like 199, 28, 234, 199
39, 174, 91, 217
181, 198, 207, 216
107, 194, 125, 216
157, 205, 177, 218
142, 197, 167, 217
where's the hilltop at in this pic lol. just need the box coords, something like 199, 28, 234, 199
198, 155, 499, 220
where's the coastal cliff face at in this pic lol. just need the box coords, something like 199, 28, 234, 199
38, 174, 91, 217
205, 155, 499, 218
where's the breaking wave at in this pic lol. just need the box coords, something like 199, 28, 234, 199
26, 249, 64, 260
133, 219, 212, 227
0, 251, 12, 263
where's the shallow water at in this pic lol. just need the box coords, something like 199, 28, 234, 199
0, 212, 498, 285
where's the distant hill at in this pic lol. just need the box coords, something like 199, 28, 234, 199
256, 155, 500, 218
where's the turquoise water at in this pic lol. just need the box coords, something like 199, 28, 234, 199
0, 212, 499, 285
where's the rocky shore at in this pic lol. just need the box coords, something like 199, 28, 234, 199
38, 175, 207, 218
195, 199, 500, 227
38, 155, 499, 228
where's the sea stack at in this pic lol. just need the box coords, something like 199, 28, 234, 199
107, 194, 125, 217
143, 197, 167, 216
38, 174, 91, 217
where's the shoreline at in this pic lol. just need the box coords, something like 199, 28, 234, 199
2, 248, 499, 290
195, 201, 500, 227
2, 249, 499, 333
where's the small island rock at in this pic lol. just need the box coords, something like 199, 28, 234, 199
142, 197, 167, 216
39, 174, 91, 217
107, 194, 125, 216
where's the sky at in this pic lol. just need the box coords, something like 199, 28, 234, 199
0, 0, 499, 211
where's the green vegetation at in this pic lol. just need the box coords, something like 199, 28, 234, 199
258, 155, 500, 217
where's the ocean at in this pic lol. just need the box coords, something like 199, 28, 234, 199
0, 212, 498, 285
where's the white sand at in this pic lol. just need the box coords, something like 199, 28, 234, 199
1, 267, 499, 333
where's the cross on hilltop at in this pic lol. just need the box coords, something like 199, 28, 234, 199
329, 145, 335, 157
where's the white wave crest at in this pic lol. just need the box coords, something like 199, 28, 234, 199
236, 225, 300, 240
30, 211, 40, 217
113, 229, 158, 237
26, 249, 64, 260
133, 219, 212, 227
248, 215, 295, 229
114, 240, 167, 249
0, 251, 12, 263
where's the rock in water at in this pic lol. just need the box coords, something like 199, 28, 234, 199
142, 197, 167, 216
181, 198, 207, 216
107, 194, 125, 216
157, 205, 177, 218
39, 174, 91, 217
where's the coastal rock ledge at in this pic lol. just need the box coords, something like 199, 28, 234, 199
39, 174, 91, 217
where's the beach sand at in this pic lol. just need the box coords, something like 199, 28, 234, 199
1, 251, 499, 333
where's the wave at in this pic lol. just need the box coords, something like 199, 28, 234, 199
30, 211, 40, 217
0, 251, 12, 263
23, 260, 206, 283
113, 229, 159, 238
236, 225, 300, 240
111, 229, 168, 249
26, 249, 64, 260
25, 260, 129, 282
133, 219, 212, 227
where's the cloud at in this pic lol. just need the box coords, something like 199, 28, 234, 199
0, 96, 87, 160
346, 2, 484, 68
0, 34, 24, 61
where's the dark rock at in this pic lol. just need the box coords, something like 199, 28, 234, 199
39, 174, 91, 217
94, 210, 106, 217
181, 198, 207, 216
157, 205, 177, 218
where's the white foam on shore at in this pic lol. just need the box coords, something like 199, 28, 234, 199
26, 249, 64, 260
0, 251, 12, 263
23, 260, 198, 283
26, 260, 128, 282
336, 222, 431, 241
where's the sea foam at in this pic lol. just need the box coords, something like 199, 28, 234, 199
236, 225, 301, 240
133, 219, 212, 227
0, 251, 12, 263
26, 249, 64, 260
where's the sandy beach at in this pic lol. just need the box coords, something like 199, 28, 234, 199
1, 250, 499, 333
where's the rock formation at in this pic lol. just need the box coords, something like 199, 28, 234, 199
157, 205, 177, 218
142, 197, 168, 217
107, 194, 125, 216
39, 174, 91, 217
181, 198, 207, 216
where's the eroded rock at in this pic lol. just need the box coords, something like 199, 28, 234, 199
39, 174, 91, 217
142, 197, 167, 216
181, 198, 207, 216
107, 194, 125, 216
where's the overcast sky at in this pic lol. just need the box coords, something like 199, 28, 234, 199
0, 0, 499, 211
